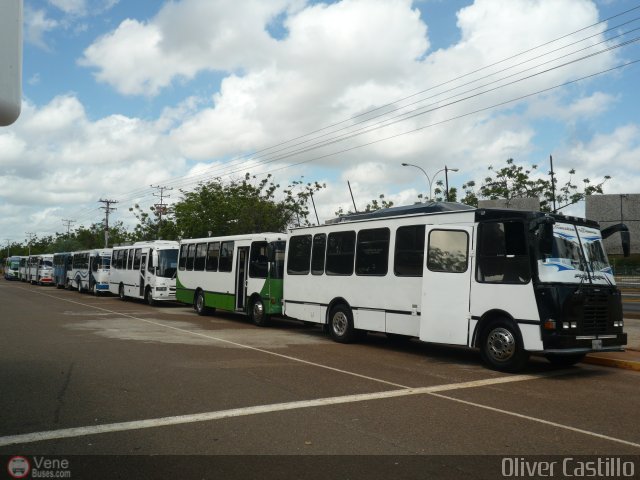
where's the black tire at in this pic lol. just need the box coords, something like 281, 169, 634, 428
77, 278, 83, 293
249, 297, 270, 327
92, 283, 99, 296
545, 353, 585, 367
328, 304, 357, 343
119, 284, 127, 301
145, 287, 155, 306
194, 290, 207, 316
479, 318, 529, 373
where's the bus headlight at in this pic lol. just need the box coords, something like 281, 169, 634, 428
562, 322, 570, 329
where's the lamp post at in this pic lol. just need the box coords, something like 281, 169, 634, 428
444, 166, 459, 202
402, 163, 459, 201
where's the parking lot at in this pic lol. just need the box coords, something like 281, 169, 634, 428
1, 279, 639, 477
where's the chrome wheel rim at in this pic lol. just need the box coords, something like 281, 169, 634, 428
486, 327, 516, 361
332, 311, 348, 337
253, 301, 264, 322
196, 294, 204, 312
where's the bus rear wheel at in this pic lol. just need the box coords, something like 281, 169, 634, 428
195, 291, 207, 316
250, 298, 270, 327
479, 318, 529, 372
329, 304, 357, 343
119, 284, 127, 301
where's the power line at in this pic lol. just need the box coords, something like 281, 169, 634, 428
99, 199, 119, 248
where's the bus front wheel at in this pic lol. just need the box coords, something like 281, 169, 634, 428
329, 304, 357, 343
145, 287, 155, 306
119, 284, 127, 301
479, 318, 529, 373
250, 298, 270, 327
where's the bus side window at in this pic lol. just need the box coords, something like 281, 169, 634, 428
287, 235, 312, 275
219, 241, 234, 272
394, 225, 425, 277
427, 230, 469, 273
178, 245, 188, 271
249, 241, 269, 278
355, 228, 390, 276
476, 222, 530, 284
311, 234, 326, 275
206, 242, 220, 271
194, 243, 207, 271
128, 249, 135, 270
326, 231, 356, 276
186, 244, 196, 271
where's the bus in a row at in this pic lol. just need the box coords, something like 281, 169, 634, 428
109, 240, 179, 304
172, 203, 630, 372
3, 256, 22, 280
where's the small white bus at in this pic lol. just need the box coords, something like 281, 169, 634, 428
282, 203, 629, 372
68, 249, 112, 294
176, 233, 286, 324
109, 241, 179, 304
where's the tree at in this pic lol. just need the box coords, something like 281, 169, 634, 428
129, 204, 179, 242
460, 158, 609, 212
173, 174, 325, 239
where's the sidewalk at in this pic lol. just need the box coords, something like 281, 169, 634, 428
583, 317, 640, 371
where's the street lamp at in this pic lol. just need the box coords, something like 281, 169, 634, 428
402, 163, 459, 201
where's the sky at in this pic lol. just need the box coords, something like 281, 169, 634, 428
2, 0, 640, 245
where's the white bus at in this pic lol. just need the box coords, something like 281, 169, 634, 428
27, 255, 39, 283
18, 256, 28, 281
3, 255, 21, 280
176, 234, 286, 324
109, 241, 179, 305
282, 203, 630, 372
68, 249, 112, 294
25, 254, 54, 285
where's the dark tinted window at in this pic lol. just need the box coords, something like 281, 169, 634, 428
133, 248, 142, 270
394, 225, 425, 276
206, 242, 219, 271
356, 228, 390, 276
249, 241, 269, 278
194, 243, 207, 271
476, 221, 530, 284
178, 245, 187, 270
287, 235, 312, 275
127, 248, 135, 270
427, 230, 468, 273
326, 231, 356, 276
311, 234, 326, 275
219, 241, 234, 272
186, 244, 195, 270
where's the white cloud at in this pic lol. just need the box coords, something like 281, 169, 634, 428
24, 7, 59, 49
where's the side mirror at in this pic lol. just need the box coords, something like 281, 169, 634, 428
602, 223, 631, 258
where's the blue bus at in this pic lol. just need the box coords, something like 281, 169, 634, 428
53, 252, 72, 288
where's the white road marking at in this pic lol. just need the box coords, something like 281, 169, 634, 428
429, 392, 640, 449
0, 372, 567, 447
19, 285, 412, 389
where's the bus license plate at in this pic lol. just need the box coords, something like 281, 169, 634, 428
592, 339, 603, 350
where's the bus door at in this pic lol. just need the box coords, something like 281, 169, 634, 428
89, 256, 97, 290
139, 253, 147, 297
236, 247, 249, 310
420, 225, 473, 346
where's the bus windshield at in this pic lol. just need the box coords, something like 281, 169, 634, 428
158, 249, 178, 278
536, 222, 613, 285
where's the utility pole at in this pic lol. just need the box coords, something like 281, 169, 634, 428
150, 184, 173, 239
62, 219, 75, 237
99, 199, 118, 248
25, 232, 36, 256
549, 155, 557, 213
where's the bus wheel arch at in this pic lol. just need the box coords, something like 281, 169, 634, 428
326, 299, 360, 344
249, 294, 270, 327
476, 312, 529, 372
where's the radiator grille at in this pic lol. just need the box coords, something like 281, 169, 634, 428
581, 293, 610, 334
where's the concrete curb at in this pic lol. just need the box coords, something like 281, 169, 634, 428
583, 355, 640, 372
